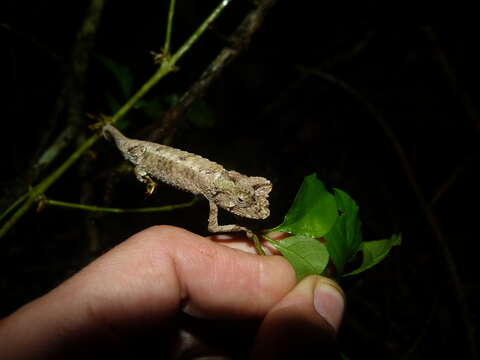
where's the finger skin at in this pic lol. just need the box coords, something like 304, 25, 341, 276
0, 226, 296, 358
252, 275, 345, 360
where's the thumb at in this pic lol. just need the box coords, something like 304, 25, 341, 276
251, 275, 345, 360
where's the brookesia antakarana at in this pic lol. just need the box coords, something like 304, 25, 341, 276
103, 124, 272, 236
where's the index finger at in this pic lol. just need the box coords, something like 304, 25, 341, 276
66, 226, 297, 326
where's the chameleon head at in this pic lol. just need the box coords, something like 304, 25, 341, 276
215, 176, 272, 219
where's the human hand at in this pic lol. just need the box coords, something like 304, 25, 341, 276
0, 226, 345, 359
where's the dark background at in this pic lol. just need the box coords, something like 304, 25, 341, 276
1, 1, 479, 358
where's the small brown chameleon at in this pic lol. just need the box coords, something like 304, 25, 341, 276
103, 125, 272, 236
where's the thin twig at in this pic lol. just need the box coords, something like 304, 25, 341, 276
0, 134, 100, 239
43, 196, 199, 213
0, 22, 63, 63
259, 28, 375, 121
401, 297, 438, 359
171, 0, 232, 66
1, 1, 106, 213
0, 191, 29, 223
430, 158, 467, 206
423, 26, 480, 133
32, 0, 107, 179
163, 0, 176, 56
422, 25, 479, 215
147, 0, 278, 142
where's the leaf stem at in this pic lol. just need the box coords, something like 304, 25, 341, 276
262, 234, 278, 245
252, 233, 266, 256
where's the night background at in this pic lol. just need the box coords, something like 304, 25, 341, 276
1, 1, 479, 358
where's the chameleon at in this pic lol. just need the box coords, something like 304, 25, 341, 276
102, 124, 272, 236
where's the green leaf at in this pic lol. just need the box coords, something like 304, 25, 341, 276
270, 235, 329, 280
97, 55, 134, 99
270, 174, 338, 238
136, 95, 180, 121
106, 92, 122, 113
343, 234, 401, 276
324, 188, 363, 275
187, 100, 216, 128
136, 99, 168, 118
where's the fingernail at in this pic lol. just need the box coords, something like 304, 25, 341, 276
313, 279, 345, 332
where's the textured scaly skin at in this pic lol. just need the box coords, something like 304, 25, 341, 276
103, 125, 272, 235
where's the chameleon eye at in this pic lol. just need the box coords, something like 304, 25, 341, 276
237, 194, 250, 204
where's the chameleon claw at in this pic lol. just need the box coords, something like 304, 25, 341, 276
145, 176, 158, 196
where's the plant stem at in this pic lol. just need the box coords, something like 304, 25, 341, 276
44, 196, 198, 213
163, 0, 176, 56
262, 234, 276, 244
0, 196, 36, 239
149, 0, 276, 143
252, 234, 266, 255
111, 64, 171, 125
0, 191, 29, 223
0, 134, 100, 238
170, 0, 232, 65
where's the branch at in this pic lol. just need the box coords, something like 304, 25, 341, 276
0, 22, 63, 64
259, 28, 375, 121
163, 0, 176, 56
147, 0, 278, 142
423, 26, 480, 133
0, 0, 106, 213
32, 0, 107, 179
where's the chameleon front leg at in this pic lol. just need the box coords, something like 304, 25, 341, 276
134, 166, 158, 196
208, 201, 265, 255
208, 201, 254, 238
